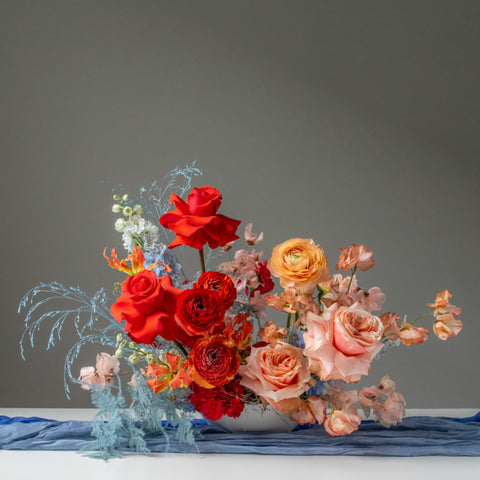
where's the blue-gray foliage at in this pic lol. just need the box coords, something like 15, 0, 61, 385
18, 164, 207, 458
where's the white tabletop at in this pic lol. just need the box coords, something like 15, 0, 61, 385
1, 408, 479, 480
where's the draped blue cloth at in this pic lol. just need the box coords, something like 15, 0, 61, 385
1, 413, 479, 456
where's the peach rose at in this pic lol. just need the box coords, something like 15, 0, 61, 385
268, 238, 329, 289
238, 341, 313, 405
304, 304, 384, 382
324, 405, 361, 436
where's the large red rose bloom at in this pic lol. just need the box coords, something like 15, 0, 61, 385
159, 186, 241, 250
110, 270, 186, 344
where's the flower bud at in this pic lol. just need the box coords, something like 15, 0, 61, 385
112, 204, 122, 213
128, 353, 140, 364
122, 194, 129, 202
116, 333, 123, 344
113, 194, 120, 201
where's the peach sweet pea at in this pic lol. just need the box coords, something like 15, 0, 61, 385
268, 238, 329, 289
238, 341, 313, 406
324, 405, 362, 436
399, 322, 429, 346
433, 314, 463, 340
304, 304, 384, 382
336, 244, 375, 273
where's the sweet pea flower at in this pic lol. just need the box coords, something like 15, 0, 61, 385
336, 244, 375, 273
427, 290, 462, 318
399, 322, 429, 346
433, 314, 463, 340
78, 353, 120, 391
289, 396, 327, 425
377, 392, 406, 428
244, 223, 264, 245
324, 405, 362, 436
380, 312, 401, 341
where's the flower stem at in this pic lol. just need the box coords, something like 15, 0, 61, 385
199, 247, 206, 273
346, 266, 357, 293
409, 312, 434, 325
174, 340, 188, 357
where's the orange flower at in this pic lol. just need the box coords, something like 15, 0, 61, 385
399, 322, 429, 346
268, 238, 329, 289
336, 244, 375, 273
427, 290, 462, 318
433, 314, 463, 340
145, 353, 192, 394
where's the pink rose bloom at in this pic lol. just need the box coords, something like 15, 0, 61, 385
336, 244, 375, 273
399, 322, 429, 346
380, 312, 401, 341
239, 341, 313, 405
304, 304, 384, 382
324, 405, 362, 436
433, 314, 463, 340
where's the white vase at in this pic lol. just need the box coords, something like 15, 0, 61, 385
213, 403, 297, 433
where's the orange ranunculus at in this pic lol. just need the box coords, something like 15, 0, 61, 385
159, 186, 241, 250
268, 238, 329, 289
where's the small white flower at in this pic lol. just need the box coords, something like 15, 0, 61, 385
123, 206, 133, 216
114, 218, 126, 232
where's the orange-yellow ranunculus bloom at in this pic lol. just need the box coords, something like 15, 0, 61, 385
268, 238, 329, 289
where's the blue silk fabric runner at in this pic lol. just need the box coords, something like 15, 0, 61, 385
1, 413, 479, 456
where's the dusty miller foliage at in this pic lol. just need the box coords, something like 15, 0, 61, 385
18, 164, 205, 458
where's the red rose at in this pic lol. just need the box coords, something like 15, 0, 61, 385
189, 379, 245, 420
175, 288, 226, 337
189, 335, 240, 388
111, 270, 186, 344
159, 186, 241, 250
195, 271, 237, 309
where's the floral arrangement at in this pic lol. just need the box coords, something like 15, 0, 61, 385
19, 165, 463, 456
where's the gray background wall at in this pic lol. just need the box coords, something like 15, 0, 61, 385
1, 0, 479, 408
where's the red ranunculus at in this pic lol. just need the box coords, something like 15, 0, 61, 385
196, 271, 237, 310
189, 335, 240, 388
175, 288, 226, 337
111, 270, 186, 344
189, 379, 245, 420
159, 186, 241, 250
